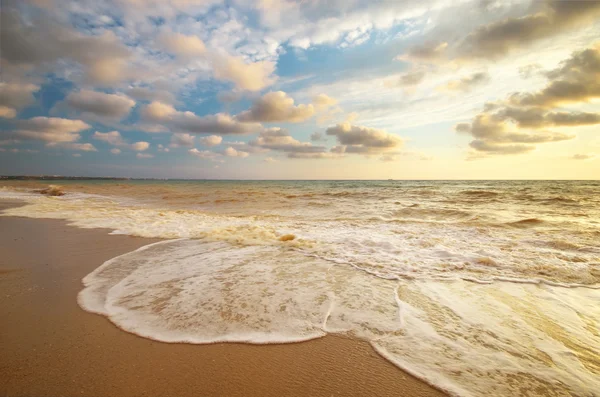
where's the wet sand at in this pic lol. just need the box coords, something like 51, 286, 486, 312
0, 201, 446, 397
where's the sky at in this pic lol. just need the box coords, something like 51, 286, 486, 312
0, 0, 599, 179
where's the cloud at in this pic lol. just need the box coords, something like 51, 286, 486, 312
312, 94, 338, 110
457, 1, 600, 60
199, 135, 223, 146
442, 72, 490, 92
387, 69, 426, 88
264, 157, 277, 163
93, 131, 126, 146
399, 42, 448, 63
249, 128, 327, 155
141, 101, 263, 135
125, 87, 177, 104
1, 8, 131, 84
237, 91, 315, 123
509, 44, 600, 108
0, 82, 40, 117
59, 90, 136, 121
93, 130, 150, 151
136, 153, 154, 159
13, 117, 91, 143
325, 123, 404, 154
72, 153, 82, 157
131, 142, 150, 152
212, 52, 276, 91
170, 133, 195, 147
469, 140, 534, 155
110, 148, 121, 154
188, 148, 224, 162
310, 131, 327, 142
571, 153, 596, 161
47, 142, 98, 151
157, 32, 206, 59
457, 44, 600, 157
221, 146, 249, 158
0, 107, 17, 119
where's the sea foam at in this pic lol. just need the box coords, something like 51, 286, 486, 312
78, 239, 600, 397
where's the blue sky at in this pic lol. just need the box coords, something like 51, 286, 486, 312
1, 0, 599, 179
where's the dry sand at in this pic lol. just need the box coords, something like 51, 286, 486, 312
0, 200, 447, 397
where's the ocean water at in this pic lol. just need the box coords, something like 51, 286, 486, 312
1, 180, 599, 396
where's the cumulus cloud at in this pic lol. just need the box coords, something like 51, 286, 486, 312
142, 101, 263, 135
199, 135, 223, 146
188, 148, 224, 162
212, 53, 276, 92
170, 133, 195, 148
14, 117, 91, 143
237, 91, 315, 123
509, 44, 600, 108
457, 44, 600, 157
264, 157, 277, 163
93, 130, 150, 151
157, 32, 206, 59
457, 1, 600, 60
125, 87, 177, 104
59, 90, 136, 121
442, 72, 490, 92
136, 153, 154, 159
325, 123, 404, 154
1, 8, 131, 84
110, 148, 121, 154
249, 128, 327, 155
221, 146, 249, 158
131, 141, 150, 152
0, 82, 40, 118
93, 131, 126, 146
312, 94, 338, 110
47, 142, 98, 151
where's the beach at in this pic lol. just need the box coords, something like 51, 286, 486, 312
0, 200, 446, 397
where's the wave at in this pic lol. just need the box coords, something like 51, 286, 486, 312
78, 239, 600, 397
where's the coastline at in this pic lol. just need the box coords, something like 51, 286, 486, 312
0, 200, 446, 397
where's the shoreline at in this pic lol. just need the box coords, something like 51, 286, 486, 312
0, 200, 446, 397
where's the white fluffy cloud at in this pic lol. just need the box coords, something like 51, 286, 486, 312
170, 133, 195, 148
14, 117, 91, 143
158, 32, 206, 59
47, 142, 98, 151
59, 90, 136, 121
93, 130, 150, 151
325, 123, 404, 154
142, 101, 263, 135
211, 52, 276, 92
199, 135, 223, 146
237, 91, 315, 123
0, 82, 40, 118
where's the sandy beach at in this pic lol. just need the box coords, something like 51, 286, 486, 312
0, 201, 446, 397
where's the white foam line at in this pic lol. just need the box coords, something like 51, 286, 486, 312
394, 285, 405, 329
77, 239, 188, 315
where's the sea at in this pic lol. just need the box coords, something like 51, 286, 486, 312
1, 179, 599, 396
